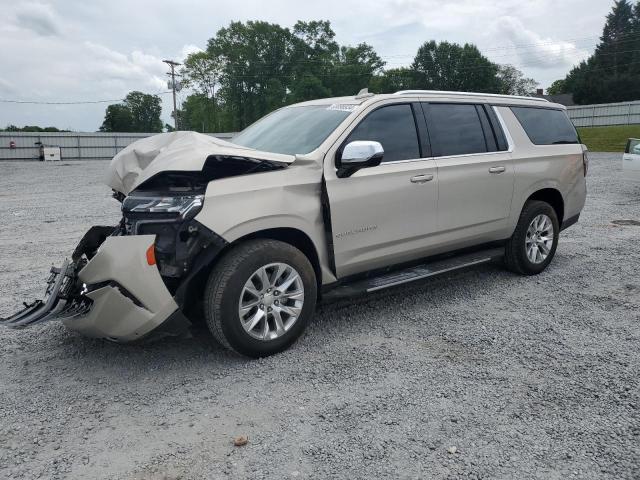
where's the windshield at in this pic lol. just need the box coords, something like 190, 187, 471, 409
231, 105, 353, 155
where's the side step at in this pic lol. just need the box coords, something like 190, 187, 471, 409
323, 247, 504, 301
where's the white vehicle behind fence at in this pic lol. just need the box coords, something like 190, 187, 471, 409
623, 138, 640, 181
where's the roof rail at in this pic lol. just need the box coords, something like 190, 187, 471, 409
393, 90, 550, 103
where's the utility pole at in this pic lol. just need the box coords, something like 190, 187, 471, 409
163, 59, 181, 130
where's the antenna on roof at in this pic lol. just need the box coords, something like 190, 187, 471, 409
355, 88, 374, 99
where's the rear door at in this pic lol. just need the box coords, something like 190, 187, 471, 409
423, 102, 515, 238
324, 102, 439, 277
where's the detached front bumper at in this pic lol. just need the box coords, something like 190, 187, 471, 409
1, 260, 90, 328
66, 235, 183, 341
1, 234, 185, 342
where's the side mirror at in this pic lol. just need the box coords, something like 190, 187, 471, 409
337, 141, 384, 178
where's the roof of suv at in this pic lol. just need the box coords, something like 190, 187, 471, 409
294, 90, 566, 110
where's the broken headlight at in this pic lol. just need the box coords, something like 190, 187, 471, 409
122, 194, 204, 220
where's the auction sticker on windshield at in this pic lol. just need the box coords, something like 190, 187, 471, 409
327, 104, 357, 112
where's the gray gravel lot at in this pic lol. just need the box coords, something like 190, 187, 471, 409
1, 154, 639, 480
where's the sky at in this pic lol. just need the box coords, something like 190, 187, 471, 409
0, 0, 615, 132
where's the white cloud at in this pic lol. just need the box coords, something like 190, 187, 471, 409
14, 2, 60, 37
0, 77, 16, 94
0, 0, 615, 129
493, 16, 590, 69
181, 44, 204, 59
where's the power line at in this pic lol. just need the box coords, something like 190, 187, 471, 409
0, 91, 172, 105
3, 40, 640, 105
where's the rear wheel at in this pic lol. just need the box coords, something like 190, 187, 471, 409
505, 200, 559, 275
204, 239, 317, 357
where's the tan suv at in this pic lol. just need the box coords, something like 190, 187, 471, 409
2, 90, 588, 357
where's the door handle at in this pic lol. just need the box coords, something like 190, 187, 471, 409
410, 174, 434, 183
489, 166, 506, 174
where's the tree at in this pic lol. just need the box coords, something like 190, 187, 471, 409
327, 44, 385, 96
99, 104, 134, 132
125, 91, 163, 132
100, 91, 163, 133
496, 65, 538, 96
1, 125, 67, 132
181, 51, 223, 131
208, 21, 298, 130
550, 0, 640, 104
411, 41, 501, 93
289, 74, 331, 102
546, 79, 567, 95
369, 68, 418, 93
181, 93, 217, 132
596, 0, 636, 76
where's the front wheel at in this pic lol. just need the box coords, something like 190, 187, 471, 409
505, 200, 560, 275
204, 239, 317, 357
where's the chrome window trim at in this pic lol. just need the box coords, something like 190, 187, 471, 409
384, 157, 435, 165
334, 102, 515, 167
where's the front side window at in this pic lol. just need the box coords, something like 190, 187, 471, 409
510, 107, 579, 145
427, 103, 488, 157
345, 104, 421, 162
232, 105, 352, 155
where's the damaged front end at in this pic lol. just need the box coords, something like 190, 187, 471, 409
2, 260, 89, 328
1, 142, 289, 341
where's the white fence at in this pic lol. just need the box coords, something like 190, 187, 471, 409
567, 100, 640, 127
0, 131, 234, 161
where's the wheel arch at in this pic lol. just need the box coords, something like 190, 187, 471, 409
179, 227, 323, 315
525, 188, 564, 224
235, 228, 322, 289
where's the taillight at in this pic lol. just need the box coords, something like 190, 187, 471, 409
582, 151, 589, 176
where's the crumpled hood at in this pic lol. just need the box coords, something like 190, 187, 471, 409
105, 131, 295, 195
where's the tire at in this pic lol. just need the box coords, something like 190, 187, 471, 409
505, 200, 560, 275
204, 239, 317, 357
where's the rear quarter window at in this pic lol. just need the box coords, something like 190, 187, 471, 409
510, 107, 579, 145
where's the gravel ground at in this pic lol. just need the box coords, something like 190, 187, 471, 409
0, 154, 639, 480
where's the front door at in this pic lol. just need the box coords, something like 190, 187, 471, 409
324, 102, 438, 278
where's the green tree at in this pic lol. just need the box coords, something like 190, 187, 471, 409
369, 68, 418, 93
411, 41, 501, 92
99, 104, 134, 132
289, 74, 331, 102
327, 44, 385, 96
1, 125, 66, 132
181, 93, 217, 132
125, 91, 163, 132
100, 92, 163, 133
181, 50, 223, 131
496, 64, 538, 96
551, 0, 640, 104
208, 21, 297, 130
546, 79, 567, 95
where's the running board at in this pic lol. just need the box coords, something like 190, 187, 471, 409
323, 247, 504, 301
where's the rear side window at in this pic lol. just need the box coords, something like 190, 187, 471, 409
510, 107, 579, 145
427, 104, 488, 156
346, 104, 421, 162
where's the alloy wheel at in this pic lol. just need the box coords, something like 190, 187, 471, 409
525, 214, 554, 264
238, 263, 305, 341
